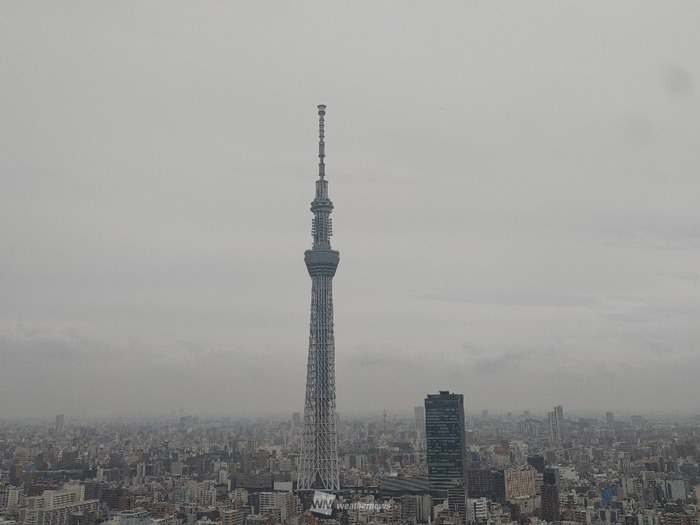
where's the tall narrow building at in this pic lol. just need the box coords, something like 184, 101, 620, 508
425, 391, 467, 495
541, 467, 561, 522
297, 105, 340, 492
414, 406, 426, 438
548, 405, 565, 445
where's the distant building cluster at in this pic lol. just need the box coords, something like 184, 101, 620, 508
1, 406, 699, 525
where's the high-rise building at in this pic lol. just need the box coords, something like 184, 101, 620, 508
620, 476, 637, 498
526, 455, 545, 474
425, 391, 467, 493
0, 487, 20, 510
541, 467, 560, 522
606, 411, 615, 428
466, 468, 504, 501
447, 483, 468, 522
656, 479, 687, 503
55, 414, 64, 433
259, 491, 295, 523
541, 483, 559, 518
297, 105, 341, 492
618, 452, 631, 474
503, 467, 536, 500
467, 497, 489, 525
548, 405, 565, 445
400, 494, 432, 523
414, 406, 426, 437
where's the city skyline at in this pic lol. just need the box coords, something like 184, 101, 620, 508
1, 3, 700, 418
4, 404, 699, 525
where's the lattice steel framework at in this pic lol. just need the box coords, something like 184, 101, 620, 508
297, 105, 340, 492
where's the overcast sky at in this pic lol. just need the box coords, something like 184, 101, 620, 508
1, 2, 699, 420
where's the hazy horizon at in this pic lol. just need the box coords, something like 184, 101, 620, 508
1, 3, 699, 419
3, 407, 699, 426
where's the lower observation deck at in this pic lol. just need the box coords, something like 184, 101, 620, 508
305, 249, 340, 276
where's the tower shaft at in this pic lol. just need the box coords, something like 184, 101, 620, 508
298, 105, 340, 492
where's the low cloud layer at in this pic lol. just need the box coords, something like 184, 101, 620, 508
1, 3, 699, 419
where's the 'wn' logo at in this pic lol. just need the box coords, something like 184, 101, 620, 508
311, 491, 335, 516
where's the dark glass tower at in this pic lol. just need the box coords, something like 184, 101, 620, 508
297, 105, 340, 492
541, 468, 561, 522
425, 391, 467, 493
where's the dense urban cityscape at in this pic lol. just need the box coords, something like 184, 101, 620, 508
1, 407, 699, 525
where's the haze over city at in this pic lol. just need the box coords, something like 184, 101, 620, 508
1, 3, 699, 419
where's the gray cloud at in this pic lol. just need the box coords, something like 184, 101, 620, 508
662, 64, 695, 99
468, 345, 561, 375
1, 2, 700, 418
622, 114, 657, 146
421, 291, 600, 308
659, 270, 700, 283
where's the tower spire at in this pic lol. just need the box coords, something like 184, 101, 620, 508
318, 104, 326, 180
310, 105, 333, 249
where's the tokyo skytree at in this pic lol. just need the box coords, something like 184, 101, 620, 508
297, 105, 340, 492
